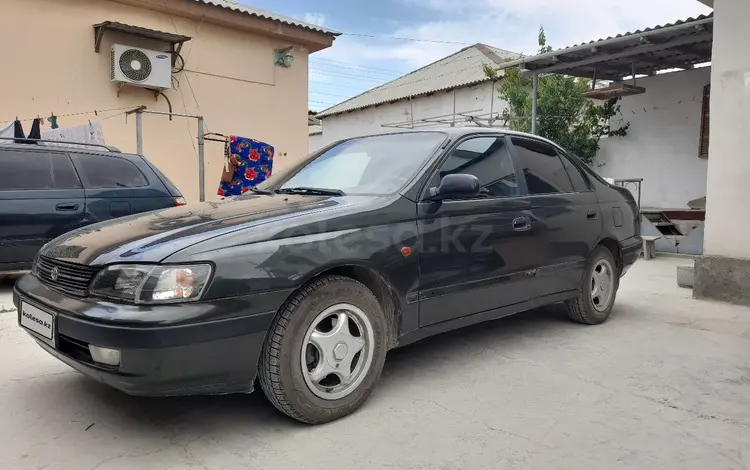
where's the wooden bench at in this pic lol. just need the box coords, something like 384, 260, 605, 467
641, 236, 661, 260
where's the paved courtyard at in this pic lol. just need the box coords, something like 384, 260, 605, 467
0, 257, 749, 469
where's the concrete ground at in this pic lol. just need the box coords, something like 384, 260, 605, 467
0, 257, 749, 470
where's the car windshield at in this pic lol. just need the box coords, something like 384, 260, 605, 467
257, 132, 446, 196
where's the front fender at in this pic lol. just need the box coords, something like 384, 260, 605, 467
165, 224, 420, 315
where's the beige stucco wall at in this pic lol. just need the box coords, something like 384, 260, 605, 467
0, 0, 320, 203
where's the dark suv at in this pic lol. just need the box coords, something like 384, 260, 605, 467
0, 139, 185, 273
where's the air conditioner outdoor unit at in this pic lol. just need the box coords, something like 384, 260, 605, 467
111, 44, 172, 90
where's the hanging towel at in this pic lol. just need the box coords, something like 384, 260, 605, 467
41, 121, 106, 148
217, 136, 274, 197
0, 122, 13, 139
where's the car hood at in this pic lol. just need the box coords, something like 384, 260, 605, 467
41, 194, 360, 265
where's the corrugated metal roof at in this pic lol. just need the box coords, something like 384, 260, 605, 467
193, 0, 340, 36
560, 13, 712, 50
496, 13, 713, 80
316, 44, 521, 118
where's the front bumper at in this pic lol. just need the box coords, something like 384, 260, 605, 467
14, 274, 283, 397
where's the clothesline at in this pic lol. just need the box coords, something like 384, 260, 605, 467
1, 106, 137, 124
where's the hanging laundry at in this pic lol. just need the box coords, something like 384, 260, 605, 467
41, 121, 106, 148
217, 136, 274, 197
12, 119, 42, 144
14, 120, 25, 139
0, 122, 13, 139
27, 118, 41, 140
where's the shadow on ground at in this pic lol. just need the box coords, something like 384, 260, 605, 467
13, 303, 573, 434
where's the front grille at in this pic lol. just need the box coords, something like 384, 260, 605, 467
37, 256, 100, 297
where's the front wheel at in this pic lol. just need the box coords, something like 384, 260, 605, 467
566, 246, 619, 325
258, 275, 388, 424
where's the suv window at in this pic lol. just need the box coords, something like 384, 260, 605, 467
70, 153, 148, 188
437, 136, 519, 197
558, 151, 590, 192
0, 150, 81, 190
510, 138, 573, 195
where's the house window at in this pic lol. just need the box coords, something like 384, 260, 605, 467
699, 84, 710, 159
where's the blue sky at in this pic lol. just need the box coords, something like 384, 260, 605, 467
239, 0, 712, 112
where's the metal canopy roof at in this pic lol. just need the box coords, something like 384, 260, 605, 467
93, 21, 192, 53
495, 14, 713, 80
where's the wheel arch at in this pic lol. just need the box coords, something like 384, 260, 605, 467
301, 264, 402, 350
596, 237, 623, 274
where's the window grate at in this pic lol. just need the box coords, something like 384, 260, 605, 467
699, 84, 710, 159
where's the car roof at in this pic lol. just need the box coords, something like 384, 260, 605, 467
0, 141, 141, 160
353, 127, 563, 148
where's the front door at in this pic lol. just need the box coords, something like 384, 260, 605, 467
0, 149, 85, 270
417, 135, 538, 327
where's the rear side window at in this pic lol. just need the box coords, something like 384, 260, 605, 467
70, 153, 148, 188
558, 152, 590, 192
146, 160, 183, 196
510, 138, 573, 195
51, 153, 82, 189
0, 150, 81, 190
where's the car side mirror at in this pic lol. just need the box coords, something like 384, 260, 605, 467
425, 174, 481, 201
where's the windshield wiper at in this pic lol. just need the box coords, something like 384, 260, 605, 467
246, 187, 273, 195
275, 187, 346, 196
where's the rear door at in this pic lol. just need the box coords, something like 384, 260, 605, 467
0, 148, 84, 270
507, 137, 601, 297
69, 152, 173, 224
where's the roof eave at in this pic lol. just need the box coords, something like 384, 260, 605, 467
193, 0, 340, 36
316, 77, 500, 119
111, 0, 339, 52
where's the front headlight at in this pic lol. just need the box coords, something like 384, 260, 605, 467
90, 264, 213, 304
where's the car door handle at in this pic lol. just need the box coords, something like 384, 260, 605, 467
55, 203, 79, 211
512, 216, 531, 231
587, 210, 599, 220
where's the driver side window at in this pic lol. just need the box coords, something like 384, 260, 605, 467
437, 136, 519, 197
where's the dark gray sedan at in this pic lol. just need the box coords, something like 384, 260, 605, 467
15, 129, 641, 424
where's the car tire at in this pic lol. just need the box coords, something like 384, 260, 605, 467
258, 275, 388, 424
566, 246, 619, 325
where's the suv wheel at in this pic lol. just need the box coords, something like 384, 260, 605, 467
566, 246, 619, 325
258, 275, 387, 424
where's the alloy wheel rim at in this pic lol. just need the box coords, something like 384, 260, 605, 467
590, 259, 615, 312
300, 303, 374, 400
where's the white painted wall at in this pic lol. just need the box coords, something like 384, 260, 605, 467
703, 0, 750, 258
596, 67, 711, 210
319, 81, 504, 146
308, 131, 323, 153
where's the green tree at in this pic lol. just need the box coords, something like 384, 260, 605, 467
484, 26, 629, 165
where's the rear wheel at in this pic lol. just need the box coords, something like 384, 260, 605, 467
258, 275, 387, 424
566, 246, 618, 325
